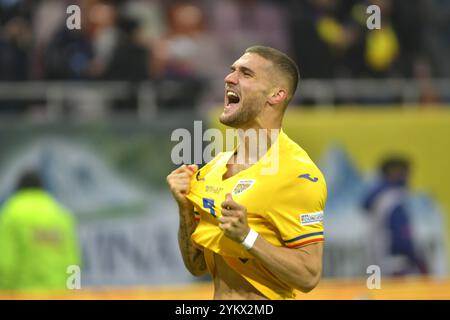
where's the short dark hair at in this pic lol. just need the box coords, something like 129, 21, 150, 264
16, 169, 43, 190
380, 157, 410, 177
245, 45, 300, 104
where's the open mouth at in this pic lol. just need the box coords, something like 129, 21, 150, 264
225, 89, 241, 111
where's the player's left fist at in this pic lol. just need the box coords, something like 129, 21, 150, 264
219, 193, 251, 243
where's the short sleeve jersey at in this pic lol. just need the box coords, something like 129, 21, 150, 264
186, 130, 327, 299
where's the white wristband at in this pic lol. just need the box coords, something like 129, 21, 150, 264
241, 229, 259, 250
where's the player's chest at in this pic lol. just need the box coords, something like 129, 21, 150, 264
193, 166, 272, 216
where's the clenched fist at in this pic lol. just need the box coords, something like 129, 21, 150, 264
166, 164, 198, 210
219, 193, 251, 243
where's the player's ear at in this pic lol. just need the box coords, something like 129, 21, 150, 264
267, 88, 287, 106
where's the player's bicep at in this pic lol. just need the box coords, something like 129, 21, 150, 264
293, 241, 323, 277
295, 240, 323, 258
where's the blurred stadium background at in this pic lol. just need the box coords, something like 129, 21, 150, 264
0, 0, 449, 299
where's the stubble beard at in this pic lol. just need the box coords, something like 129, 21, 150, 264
219, 96, 263, 128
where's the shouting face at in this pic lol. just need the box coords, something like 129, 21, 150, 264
220, 53, 274, 128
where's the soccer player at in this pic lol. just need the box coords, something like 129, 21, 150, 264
167, 46, 327, 299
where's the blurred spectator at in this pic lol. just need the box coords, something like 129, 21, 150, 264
288, 0, 430, 79
101, 16, 152, 113
423, 0, 450, 78
208, 0, 289, 66
0, 0, 34, 26
44, 27, 93, 80
0, 0, 449, 110
30, 0, 67, 79
0, 170, 81, 291
102, 17, 151, 81
362, 0, 401, 77
0, 16, 32, 81
32, 0, 67, 49
390, 0, 426, 78
288, 0, 366, 78
121, 0, 166, 44
362, 157, 428, 276
0, 0, 448, 83
152, 1, 215, 109
0, 16, 32, 114
87, 1, 120, 78
344, 1, 398, 80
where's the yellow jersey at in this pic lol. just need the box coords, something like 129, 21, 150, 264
186, 129, 327, 299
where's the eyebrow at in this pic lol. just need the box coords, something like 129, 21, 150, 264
230, 65, 256, 76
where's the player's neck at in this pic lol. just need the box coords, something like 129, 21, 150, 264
234, 127, 280, 165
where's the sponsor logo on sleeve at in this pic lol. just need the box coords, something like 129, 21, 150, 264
300, 211, 324, 226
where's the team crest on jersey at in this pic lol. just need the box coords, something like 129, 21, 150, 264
232, 180, 256, 195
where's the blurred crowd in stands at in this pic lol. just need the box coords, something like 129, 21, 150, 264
0, 0, 449, 109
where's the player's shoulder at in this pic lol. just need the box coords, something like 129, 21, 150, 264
275, 131, 327, 194
279, 131, 324, 177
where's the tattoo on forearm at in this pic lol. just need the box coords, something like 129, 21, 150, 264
178, 211, 206, 274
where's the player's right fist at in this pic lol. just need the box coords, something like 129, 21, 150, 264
166, 164, 198, 209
